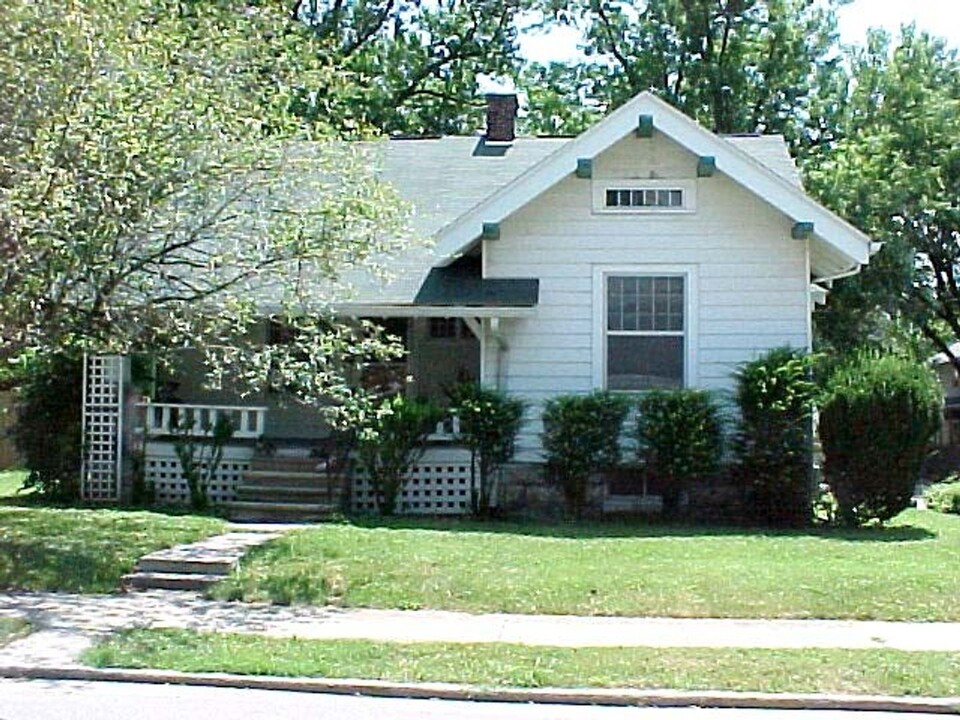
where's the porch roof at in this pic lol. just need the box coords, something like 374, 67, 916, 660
413, 264, 539, 308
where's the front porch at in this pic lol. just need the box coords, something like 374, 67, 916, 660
133, 399, 475, 518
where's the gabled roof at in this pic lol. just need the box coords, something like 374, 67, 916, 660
333, 92, 873, 308
429, 92, 873, 281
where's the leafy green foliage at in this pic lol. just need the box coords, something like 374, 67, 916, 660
11, 356, 82, 502
636, 390, 723, 517
806, 28, 960, 357
529, 0, 845, 144
733, 348, 817, 527
354, 395, 444, 516
923, 480, 960, 515
541, 392, 630, 517
819, 353, 941, 526
0, 0, 410, 429
293, 0, 525, 136
448, 384, 525, 517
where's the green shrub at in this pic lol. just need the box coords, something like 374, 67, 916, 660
354, 395, 444, 516
733, 348, 817, 527
171, 414, 234, 511
11, 355, 83, 502
542, 392, 630, 518
448, 384, 525, 517
819, 353, 941, 526
923, 480, 960, 515
636, 389, 724, 517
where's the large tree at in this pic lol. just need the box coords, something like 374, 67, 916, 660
0, 0, 410, 417
804, 28, 960, 360
291, 0, 527, 136
525, 0, 847, 145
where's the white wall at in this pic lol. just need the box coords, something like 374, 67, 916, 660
482, 131, 811, 460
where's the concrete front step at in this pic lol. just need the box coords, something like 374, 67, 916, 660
250, 457, 329, 473
237, 484, 342, 502
242, 470, 346, 489
135, 557, 235, 576
122, 571, 225, 592
222, 500, 339, 522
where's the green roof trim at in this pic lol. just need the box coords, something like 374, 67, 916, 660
481, 222, 501, 241
792, 222, 815, 240
414, 265, 539, 307
637, 114, 654, 138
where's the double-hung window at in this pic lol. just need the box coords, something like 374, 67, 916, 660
605, 275, 685, 390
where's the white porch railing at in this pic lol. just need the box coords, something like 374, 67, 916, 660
428, 412, 461, 442
138, 402, 267, 439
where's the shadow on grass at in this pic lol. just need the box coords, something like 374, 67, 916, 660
0, 491, 227, 522
0, 538, 124, 594
342, 515, 938, 543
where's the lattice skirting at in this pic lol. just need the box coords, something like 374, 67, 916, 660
143, 442, 253, 505
352, 446, 476, 515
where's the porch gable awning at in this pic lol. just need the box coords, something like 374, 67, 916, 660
413, 265, 539, 308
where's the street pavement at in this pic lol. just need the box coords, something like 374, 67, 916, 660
0, 679, 952, 720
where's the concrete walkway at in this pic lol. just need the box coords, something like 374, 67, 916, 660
3, 590, 960, 671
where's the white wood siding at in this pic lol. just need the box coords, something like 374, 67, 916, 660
483, 132, 810, 460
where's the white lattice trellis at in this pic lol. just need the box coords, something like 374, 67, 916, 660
143, 442, 253, 505
352, 446, 475, 515
81, 354, 125, 501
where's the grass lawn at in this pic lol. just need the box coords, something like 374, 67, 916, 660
0, 470, 30, 499
214, 509, 960, 621
0, 617, 29, 647
84, 629, 960, 697
0, 469, 225, 593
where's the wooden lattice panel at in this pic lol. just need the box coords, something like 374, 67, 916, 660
352, 446, 474, 515
143, 442, 253, 505
81, 355, 125, 501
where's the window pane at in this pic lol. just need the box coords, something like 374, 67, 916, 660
606, 189, 619, 207
657, 189, 670, 206
669, 190, 683, 207
607, 335, 684, 391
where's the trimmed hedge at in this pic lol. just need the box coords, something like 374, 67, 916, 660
819, 353, 941, 526
733, 348, 817, 527
636, 389, 724, 516
542, 392, 630, 518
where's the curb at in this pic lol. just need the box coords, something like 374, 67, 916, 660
2, 665, 959, 714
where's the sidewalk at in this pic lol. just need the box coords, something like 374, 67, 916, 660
4, 589, 960, 671
4, 590, 960, 714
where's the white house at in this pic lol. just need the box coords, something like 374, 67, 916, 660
80, 91, 875, 516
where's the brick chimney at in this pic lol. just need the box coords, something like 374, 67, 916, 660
485, 93, 518, 142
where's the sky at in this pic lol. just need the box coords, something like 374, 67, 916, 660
518, 0, 960, 64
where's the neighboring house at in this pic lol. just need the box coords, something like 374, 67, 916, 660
80, 91, 876, 516
0, 392, 21, 470
931, 343, 960, 446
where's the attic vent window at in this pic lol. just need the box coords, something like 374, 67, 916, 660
593, 179, 696, 214
606, 188, 683, 208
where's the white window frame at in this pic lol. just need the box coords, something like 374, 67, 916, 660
592, 265, 698, 391
592, 179, 697, 215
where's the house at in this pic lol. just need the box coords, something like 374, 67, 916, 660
79, 91, 875, 516
931, 343, 960, 446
